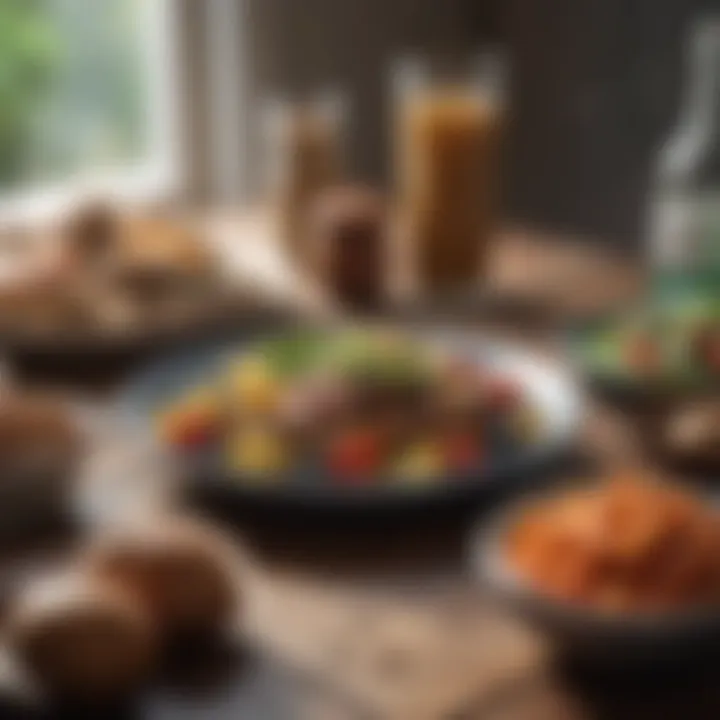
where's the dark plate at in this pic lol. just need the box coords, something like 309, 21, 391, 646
0, 554, 311, 720
0, 646, 304, 720
110, 326, 582, 515
0, 299, 292, 386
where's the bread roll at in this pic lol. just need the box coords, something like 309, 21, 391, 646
118, 216, 216, 280
664, 401, 720, 466
6, 572, 156, 699
0, 393, 80, 476
63, 201, 122, 264
84, 517, 241, 638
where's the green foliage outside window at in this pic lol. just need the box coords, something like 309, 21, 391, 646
0, 0, 149, 192
0, 0, 57, 187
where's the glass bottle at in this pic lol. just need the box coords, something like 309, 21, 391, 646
648, 18, 720, 297
393, 52, 505, 295
262, 90, 346, 269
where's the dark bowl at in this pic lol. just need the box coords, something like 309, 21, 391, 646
0, 296, 292, 387
566, 314, 720, 412
107, 326, 583, 518
470, 483, 720, 667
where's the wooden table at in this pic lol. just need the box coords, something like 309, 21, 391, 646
9, 215, 720, 719
199, 214, 688, 719
207, 211, 644, 321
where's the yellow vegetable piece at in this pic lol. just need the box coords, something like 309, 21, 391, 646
227, 357, 280, 415
393, 443, 444, 484
227, 427, 287, 477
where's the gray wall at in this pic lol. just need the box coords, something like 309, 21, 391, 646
506, 0, 700, 248
237, 0, 710, 248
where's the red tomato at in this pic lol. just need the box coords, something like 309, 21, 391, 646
327, 429, 384, 482
443, 433, 481, 472
164, 411, 216, 450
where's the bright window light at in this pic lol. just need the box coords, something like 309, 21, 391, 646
0, 0, 181, 224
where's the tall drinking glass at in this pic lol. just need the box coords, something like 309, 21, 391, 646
393, 53, 505, 295
262, 90, 346, 268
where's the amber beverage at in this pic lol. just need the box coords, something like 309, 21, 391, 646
395, 56, 505, 294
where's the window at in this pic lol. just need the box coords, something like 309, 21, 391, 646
0, 0, 180, 222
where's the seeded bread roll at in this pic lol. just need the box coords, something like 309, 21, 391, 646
6, 572, 156, 699
84, 517, 241, 639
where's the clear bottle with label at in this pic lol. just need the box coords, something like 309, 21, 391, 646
649, 17, 720, 297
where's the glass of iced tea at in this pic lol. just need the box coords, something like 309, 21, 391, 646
393, 53, 505, 295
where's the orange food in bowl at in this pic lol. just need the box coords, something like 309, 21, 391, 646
506, 475, 720, 613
